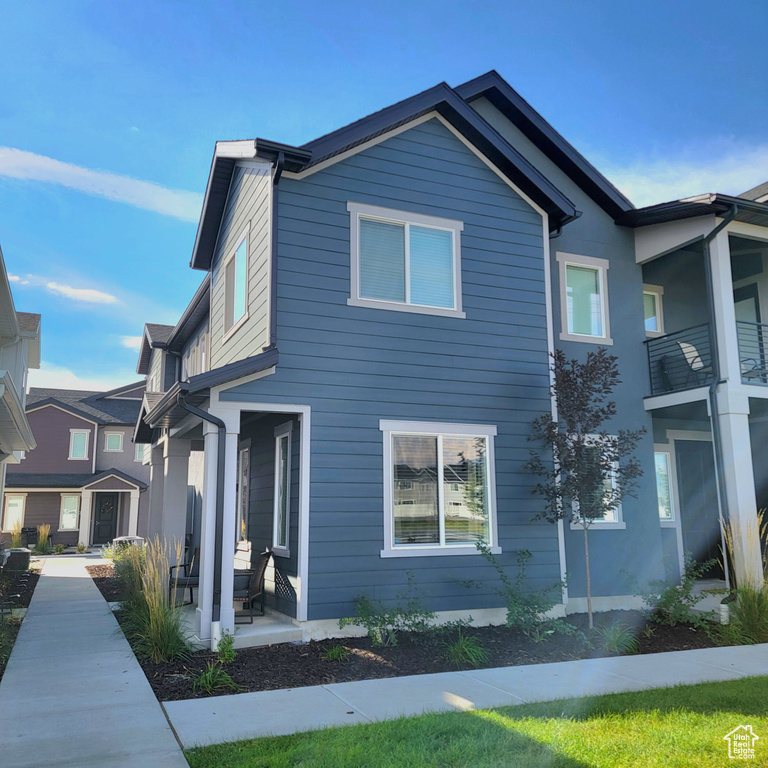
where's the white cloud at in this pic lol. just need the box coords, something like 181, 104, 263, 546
120, 335, 143, 351
8, 273, 20, 283
604, 143, 768, 208
28, 362, 138, 393
45, 281, 120, 305
0, 147, 202, 222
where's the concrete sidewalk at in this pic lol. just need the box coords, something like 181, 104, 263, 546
164, 642, 768, 749
0, 556, 188, 768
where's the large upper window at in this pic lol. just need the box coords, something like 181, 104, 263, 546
225, 232, 248, 334
347, 202, 465, 319
273, 422, 292, 553
59, 495, 80, 531
104, 432, 123, 452
69, 430, 89, 460
556, 253, 612, 344
380, 421, 498, 557
3, 495, 25, 531
643, 284, 665, 337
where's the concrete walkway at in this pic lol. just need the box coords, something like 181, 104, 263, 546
164, 642, 768, 749
0, 556, 188, 768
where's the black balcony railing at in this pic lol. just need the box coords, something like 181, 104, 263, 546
737, 320, 768, 385
645, 323, 715, 396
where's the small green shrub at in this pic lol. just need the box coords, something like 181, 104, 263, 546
35, 524, 52, 555
76, 542, 87, 554
321, 645, 351, 662
192, 662, 240, 695
10, 522, 22, 549
339, 574, 436, 647
640, 553, 717, 627
444, 629, 489, 669
594, 623, 640, 655
53, 544, 66, 555
101, 543, 114, 560
216, 631, 237, 664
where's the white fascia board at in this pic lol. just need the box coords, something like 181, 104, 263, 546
215, 140, 258, 159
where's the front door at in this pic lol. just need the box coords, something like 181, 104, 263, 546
676, 440, 724, 579
92, 493, 118, 545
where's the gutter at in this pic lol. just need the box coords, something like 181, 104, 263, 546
702, 204, 738, 588
176, 389, 227, 631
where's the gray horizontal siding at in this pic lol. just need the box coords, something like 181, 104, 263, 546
220, 117, 560, 620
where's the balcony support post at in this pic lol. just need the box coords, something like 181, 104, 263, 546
708, 229, 742, 384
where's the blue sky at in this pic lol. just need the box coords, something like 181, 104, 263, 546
2, 0, 767, 390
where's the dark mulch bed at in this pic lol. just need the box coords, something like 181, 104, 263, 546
86, 563, 126, 602
0, 567, 41, 610
84, 563, 721, 703
145, 612, 717, 702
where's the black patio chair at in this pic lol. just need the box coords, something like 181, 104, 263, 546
233, 549, 272, 624
169, 547, 199, 605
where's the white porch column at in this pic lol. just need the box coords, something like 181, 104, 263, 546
717, 389, 763, 586
195, 422, 219, 641
216, 410, 240, 639
147, 444, 165, 540
127, 489, 140, 537
161, 438, 191, 563
79, 490, 93, 547
709, 230, 742, 384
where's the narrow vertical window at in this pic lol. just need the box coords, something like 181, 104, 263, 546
236, 447, 250, 541
655, 452, 673, 520
643, 285, 664, 336
69, 430, 89, 460
273, 423, 292, 552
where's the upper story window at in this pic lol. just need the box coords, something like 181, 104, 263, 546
224, 232, 248, 335
69, 429, 89, 460
643, 284, 665, 337
380, 420, 498, 557
347, 202, 465, 319
104, 432, 123, 452
556, 252, 613, 345
134, 443, 146, 463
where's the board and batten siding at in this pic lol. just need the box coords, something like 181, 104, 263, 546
219, 117, 559, 621
147, 349, 164, 392
209, 162, 272, 370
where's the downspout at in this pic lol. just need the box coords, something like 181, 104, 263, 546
264, 151, 285, 351
702, 204, 738, 588
176, 390, 227, 626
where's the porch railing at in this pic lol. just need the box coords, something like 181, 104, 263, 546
645, 323, 715, 396
737, 320, 768, 385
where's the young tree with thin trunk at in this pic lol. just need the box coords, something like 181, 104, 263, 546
524, 348, 646, 629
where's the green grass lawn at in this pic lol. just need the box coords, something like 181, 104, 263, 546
185, 676, 768, 768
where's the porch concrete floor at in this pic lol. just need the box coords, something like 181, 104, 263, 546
0, 555, 189, 768
163, 643, 768, 749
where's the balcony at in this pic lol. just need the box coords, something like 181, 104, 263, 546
645, 323, 715, 396
736, 320, 768, 385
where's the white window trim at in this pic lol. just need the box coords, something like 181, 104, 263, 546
223, 226, 250, 341
104, 432, 124, 453
569, 434, 625, 530
653, 448, 676, 524
58, 493, 81, 532
272, 421, 292, 557
134, 443, 145, 463
68, 429, 90, 461
556, 252, 613, 345
3, 493, 27, 531
379, 420, 499, 558
347, 202, 466, 319
643, 283, 665, 338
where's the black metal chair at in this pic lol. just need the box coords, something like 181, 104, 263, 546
169, 547, 200, 605
233, 549, 272, 624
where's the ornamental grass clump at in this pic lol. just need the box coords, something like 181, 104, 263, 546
35, 524, 52, 554
10, 522, 22, 549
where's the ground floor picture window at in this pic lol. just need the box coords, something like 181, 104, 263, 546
381, 421, 497, 554
3, 495, 25, 530
59, 494, 80, 531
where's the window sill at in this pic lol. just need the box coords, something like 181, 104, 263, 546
223, 313, 249, 344
67, 457, 90, 461
559, 331, 614, 346
380, 545, 501, 558
348, 297, 466, 320
570, 521, 626, 531
660, 520, 676, 528
272, 547, 291, 559
104, 450, 123, 453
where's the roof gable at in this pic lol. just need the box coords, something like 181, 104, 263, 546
455, 70, 634, 221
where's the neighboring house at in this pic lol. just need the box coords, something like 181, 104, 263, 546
2, 382, 149, 547
0, 244, 40, 513
134, 70, 768, 648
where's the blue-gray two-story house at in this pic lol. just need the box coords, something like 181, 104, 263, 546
134, 71, 767, 648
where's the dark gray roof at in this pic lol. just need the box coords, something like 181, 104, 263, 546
16, 312, 40, 334
26, 382, 145, 425
190, 74, 580, 270
166, 275, 211, 353
618, 194, 768, 229
145, 324, 174, 345
7, 468, 147, 490
740, 181, 768, 202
